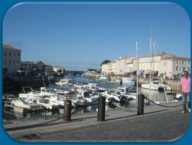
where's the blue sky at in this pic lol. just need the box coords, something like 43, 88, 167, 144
3, 2, 190, 71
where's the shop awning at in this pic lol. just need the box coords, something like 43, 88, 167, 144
144, 70, 158, 75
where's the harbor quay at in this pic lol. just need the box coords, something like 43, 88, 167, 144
3, 102, 190, 143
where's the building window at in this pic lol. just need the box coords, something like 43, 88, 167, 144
4, 51, 6, 56
9, 52, 11, 57
9, 59, 11, 65
18, 52, 20, 57
176, 66, 179, 71
4, 59, 6, 65
183, 67, 185, 72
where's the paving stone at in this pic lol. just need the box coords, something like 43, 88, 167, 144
4, 103, 190, 142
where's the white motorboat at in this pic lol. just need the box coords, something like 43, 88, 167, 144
114, 86, 136, 95
173, 93, 182, 102
76, 89, 99, 104
108, 78, 121, 84
19, 86, 45, 99
31, 98, 56, 110
83, 83, 106, 92
55, 78, 72, 86
72, 97, 88, 107
121, 77, 135, 85
101, 91, 120, 103
48, 83, 74, 96
73, 84, 85, 90
3, 94, 18, 101
121, 77, 136, 87
141, 80, 172, 92
42, 96, 66, 108
114, 86, 137, 100
39, 87, 58, 97
98, 75, 108, 81
11, 98, 43, 112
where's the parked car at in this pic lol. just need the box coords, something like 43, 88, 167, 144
172, 74, 180, 80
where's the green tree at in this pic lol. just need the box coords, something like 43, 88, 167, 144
100, 60, 111, 66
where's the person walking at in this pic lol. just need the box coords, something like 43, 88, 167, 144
180, 71, 190, 113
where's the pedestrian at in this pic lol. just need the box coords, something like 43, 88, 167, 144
120, 79, 122, 85
180, 71, 190, 113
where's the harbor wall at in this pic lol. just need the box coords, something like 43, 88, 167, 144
3, 76, 49, 93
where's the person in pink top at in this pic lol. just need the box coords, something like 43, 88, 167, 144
180, 71, 190, 113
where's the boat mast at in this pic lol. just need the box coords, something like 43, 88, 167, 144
136, 41, 139, 96
150, 31, 153, 87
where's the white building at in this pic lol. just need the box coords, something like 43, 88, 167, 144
111, 62, 117, 75
101, 57, 135, 75
101, 63, 109, 74
139, 53, 162, 77
115, 56, 127, 75
21, 61, 45, 72
101, 52, 190, 78
44, 64, 53, 75
124, 57, 135, 73
137, 52, 190, 78
3, 44, 21, 75
160, 54, 190, 78
53, 66, 64, 74
33, 61, 44, 70
20, 61, 35, 72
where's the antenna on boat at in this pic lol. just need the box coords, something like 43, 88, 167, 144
42, 76, 46, 87
149, 27, 153, 90
136, 41, 139, 96
149, 29, 153, 96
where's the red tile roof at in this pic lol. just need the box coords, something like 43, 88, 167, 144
3, 44, 20, 50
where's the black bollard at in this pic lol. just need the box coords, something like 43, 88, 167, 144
137, 94, 145, 115
97, 95, 106, 121
64, 99, 72, 121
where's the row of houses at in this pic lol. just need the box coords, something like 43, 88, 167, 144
2, 44, 65, 76
2, 44, 190, 79
101, 52, 190, 79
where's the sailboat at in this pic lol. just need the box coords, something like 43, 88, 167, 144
141, 34, 172, 92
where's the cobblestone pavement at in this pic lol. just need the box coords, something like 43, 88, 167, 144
16, 109, 190, 142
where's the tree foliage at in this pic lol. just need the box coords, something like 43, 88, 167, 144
100, 60, 111, 66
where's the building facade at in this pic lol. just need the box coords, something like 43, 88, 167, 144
101, 52, 190, 78
2, 44, 21, 75
21, 61, 45, 72
44, 64, 53, 75
160, 54, 190, 78
101, 57, 135, 75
